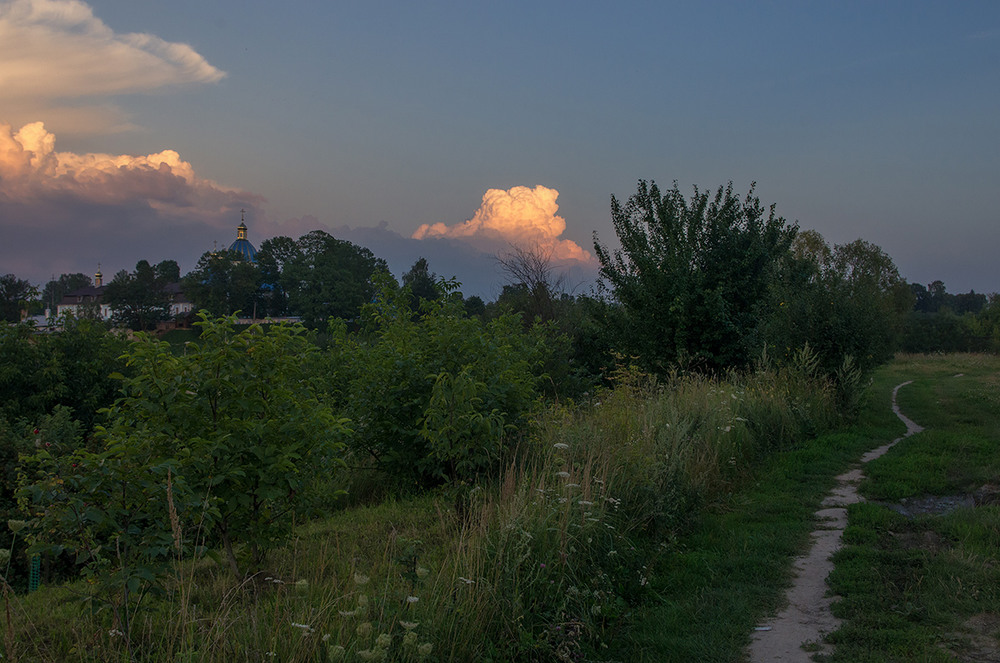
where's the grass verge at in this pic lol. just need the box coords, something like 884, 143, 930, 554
617, 363, 907, 662
827, 353, 1000, 662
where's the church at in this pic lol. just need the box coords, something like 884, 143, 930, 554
54, 219, 258, 322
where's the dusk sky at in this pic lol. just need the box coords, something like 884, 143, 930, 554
2, 0, 998, 298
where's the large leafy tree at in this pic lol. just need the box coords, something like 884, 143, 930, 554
183, 250, 261, 317
768, 230, 912, 374
594, 180, 797, 372
0, 316, 127, 426
281, 230, 390, 326
256, 235, 301, 316
103, 260, 173, 330
0, 273, 38, 323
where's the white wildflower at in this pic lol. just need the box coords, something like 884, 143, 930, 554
553, 442, 569, 450
406, 596, 420, 604
353, 573, 370, 586
399, 620, 419, 630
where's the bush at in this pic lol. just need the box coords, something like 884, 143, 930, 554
20, 313, 350, 596
326, 276, 552, 488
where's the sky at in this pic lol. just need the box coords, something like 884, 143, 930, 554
2, 0, 998, 298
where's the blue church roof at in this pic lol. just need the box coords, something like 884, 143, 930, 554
228, 221, 258, 262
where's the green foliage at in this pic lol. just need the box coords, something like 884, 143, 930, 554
594, 180, 798, 373
899, 287, 1000, 353
20, 314, 350, 587
401, 257, 439, 309
183, 250, 262, 316
260, 230, 390, 327
327, 275, 550, 486
0, 316, 127, 428
0, 273, 38, 323
103, 260, 173, 330
767, 231, 912, 376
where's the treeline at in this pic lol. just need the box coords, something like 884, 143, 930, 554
899, 280, 1000, 353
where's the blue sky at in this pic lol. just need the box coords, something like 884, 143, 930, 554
2, 0, 998, 296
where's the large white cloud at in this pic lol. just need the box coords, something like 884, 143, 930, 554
0, 0, 224, 133
412, 185, 593, 263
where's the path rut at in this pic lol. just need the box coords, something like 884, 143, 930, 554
747, 381, 923, 662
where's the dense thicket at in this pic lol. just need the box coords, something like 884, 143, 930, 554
0, 316, 128, 590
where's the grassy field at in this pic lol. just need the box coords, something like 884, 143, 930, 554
828, 354, 1000, 662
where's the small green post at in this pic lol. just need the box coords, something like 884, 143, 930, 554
28, 554, 40, 592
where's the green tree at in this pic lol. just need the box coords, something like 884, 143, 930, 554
402, 257, 440, 309
154, 259, 181, 283
768, 231, 912, 374
0, 316, 127, 427
103, 261, 172, 330
183, 250, 262, 317
283, 230, 390, 326
256, 235, 301, 316
0, 273, 37, 323
594, 180, 797, 372
40, 273, 92, 314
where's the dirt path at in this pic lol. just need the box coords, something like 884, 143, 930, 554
747, 381, 924, 662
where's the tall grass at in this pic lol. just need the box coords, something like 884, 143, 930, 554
5, 354, 841, 662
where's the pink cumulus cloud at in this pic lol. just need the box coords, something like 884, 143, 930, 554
412, 185, 594, 264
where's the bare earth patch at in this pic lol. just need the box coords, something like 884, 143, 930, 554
748, 381, 923, 662
943, 613, 1000, 663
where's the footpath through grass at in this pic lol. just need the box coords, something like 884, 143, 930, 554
828, 354, 1000, 662
618, 364, 908, 661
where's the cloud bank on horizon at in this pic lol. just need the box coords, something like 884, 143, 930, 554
0, 121, 265, 279
0, 0, 225, 134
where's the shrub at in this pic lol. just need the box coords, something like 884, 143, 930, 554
326, 276, 551, 488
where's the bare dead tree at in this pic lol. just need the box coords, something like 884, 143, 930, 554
495, 244, 567, 322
